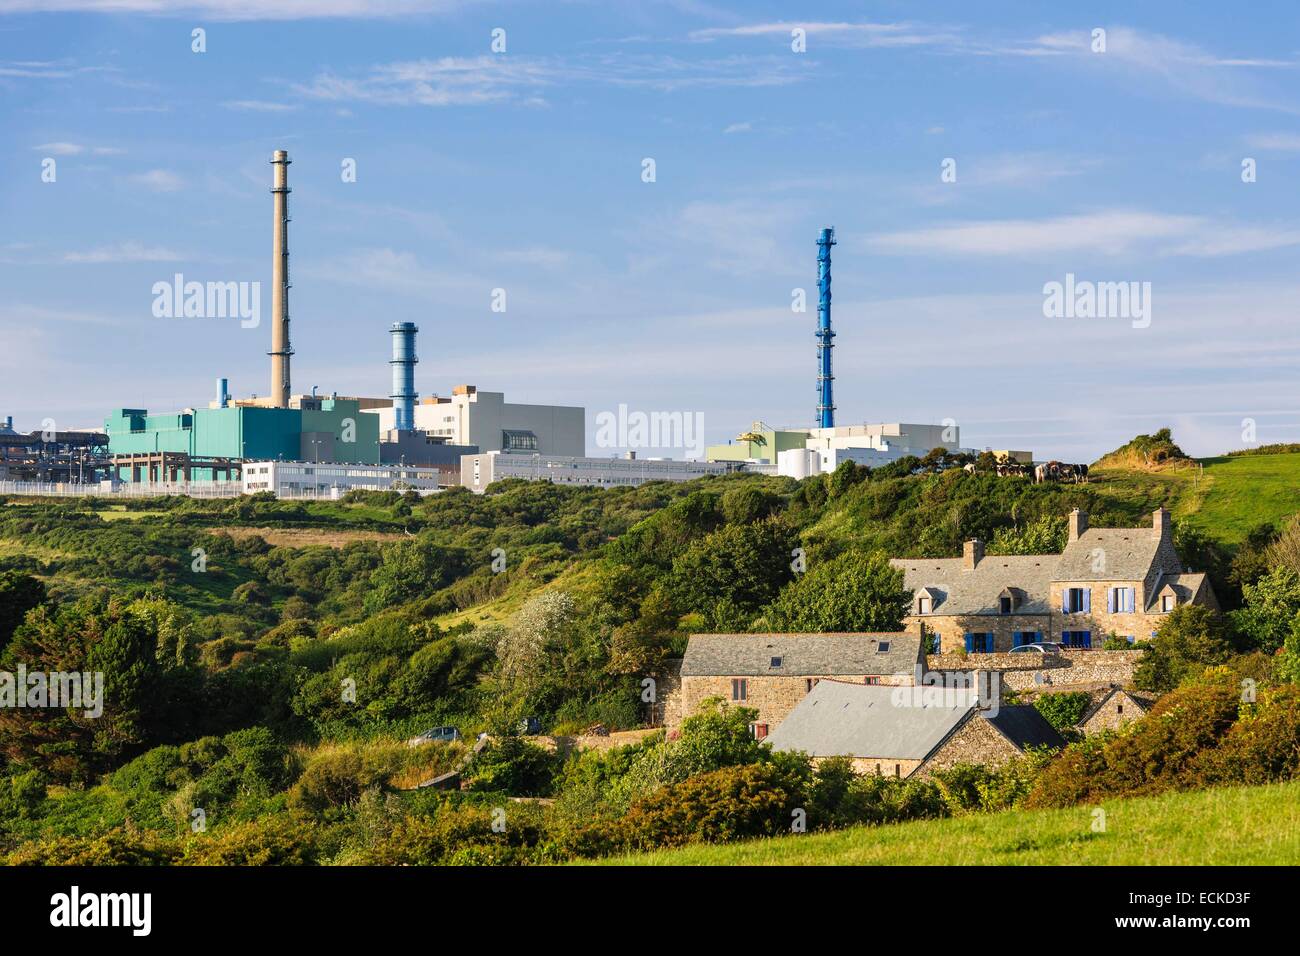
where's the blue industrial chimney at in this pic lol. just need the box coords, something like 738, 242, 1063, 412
815, 227, 836, 429
389, 321, 419, 431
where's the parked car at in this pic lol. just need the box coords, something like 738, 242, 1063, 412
1010, 642, 1063, 654
407, 725, 461, 747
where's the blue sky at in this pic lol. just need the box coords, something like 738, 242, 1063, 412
3, 1, 1300, 460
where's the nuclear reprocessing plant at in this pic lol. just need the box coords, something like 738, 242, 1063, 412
98, 149, 584, 486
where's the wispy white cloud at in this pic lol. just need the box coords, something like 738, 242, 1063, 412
0, 58, 112, 79
498, 246, 573, 269
689, 21, 964, 49
128, 169, 183, 192
1245, 132, 1300, 152
222, 99, 299, 112
722, 121, 752, 134
868, 210, 1300, 258
32, 141, 124, 155
0, 1, 474, 20
33, 141, 84, 155
295, 53, 810, 106
1009, 27, 1299, 113
63, 241, 184, 263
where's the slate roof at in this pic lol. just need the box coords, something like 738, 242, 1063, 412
984, 706, 1067, 751
893, 511, 1191, 615
1144, 572, 1206, 611
680, 632, 921, 677
766, 680, 975, 760
767, 682, 1065, 762
1054, 527, 1179, 582
891, 554, 1056, 616
1079, 687, 1155, 724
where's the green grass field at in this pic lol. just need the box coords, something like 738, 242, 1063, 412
591, 781, 1300, 865
1090, 452, 1300, 544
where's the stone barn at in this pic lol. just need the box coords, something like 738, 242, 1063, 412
766, 679, 1064, 778
1078, 687, 1154, 735
676, 628, 924, 738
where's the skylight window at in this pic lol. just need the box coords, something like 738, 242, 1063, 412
877, 642, 890, 653
770, 656, 783, 668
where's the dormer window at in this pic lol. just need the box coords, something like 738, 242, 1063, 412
1161, 594, 1175, 612
917, 596, 931, 615
999, 596, 1012, 615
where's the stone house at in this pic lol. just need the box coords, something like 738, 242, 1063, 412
1077, 687, 1154, 735
893, 507, 1218, 654
676, 628, 924, 738
766, 679, 1064, 778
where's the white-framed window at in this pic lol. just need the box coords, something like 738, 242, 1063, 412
917, 596, 931, 614
1161, 594, 1175, 612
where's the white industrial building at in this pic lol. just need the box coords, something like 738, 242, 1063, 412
462, 451, 737, 492
242, 461, 445, 498
369, 385, 584, 457
805, 422, 961, 457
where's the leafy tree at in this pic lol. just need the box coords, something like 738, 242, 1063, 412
766, 550, 910, 633
0, 572, 45, 652
989, 515, 1067, 555
364, 539, 464, 614
665, 518, 798, 630
497, 590, 575, 690
827, 460, 868, 497
1134, 604, 1238, 694
1231, 566, 1300, 654
721, 485, 781, 525
1032, 691, 1091, 731
465, 736, 560, 796
1277, 614, 1300, 686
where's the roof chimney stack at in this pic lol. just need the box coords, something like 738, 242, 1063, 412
963, 539, 984, 570
1068, 508, 1088, 542
1153, 506, 1171, 541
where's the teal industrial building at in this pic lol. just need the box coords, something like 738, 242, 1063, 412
105, 399, 380, 482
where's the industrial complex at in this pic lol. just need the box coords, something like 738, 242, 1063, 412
1, 149, 1029, 498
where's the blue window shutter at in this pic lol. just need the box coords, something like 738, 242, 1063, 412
964, 633, 973, 653
1013, 631, 1022, 647
1062, 591, 1069, 614
1107, 589, 1115, 613
1126, 588, 1135, 612
1082, 631, 1092, 648
1083, 589, 1091, 612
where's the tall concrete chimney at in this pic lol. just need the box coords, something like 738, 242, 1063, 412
269, 149, 293, 408
1068, 508, 1088, 542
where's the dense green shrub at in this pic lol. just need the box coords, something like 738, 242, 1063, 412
1033, 692, 1092, 732
1134, 605, 1239, 694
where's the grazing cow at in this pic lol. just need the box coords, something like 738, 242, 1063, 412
963, 462, 977, 474
1077, 463, 1089, 483
1034, 463, 1049, 483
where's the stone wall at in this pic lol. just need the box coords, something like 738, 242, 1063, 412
926, 649, 1142, 693
653, 660, 683, 728
846, 756, 924, 778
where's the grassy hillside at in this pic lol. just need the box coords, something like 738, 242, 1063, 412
591, 780, 1300, 866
